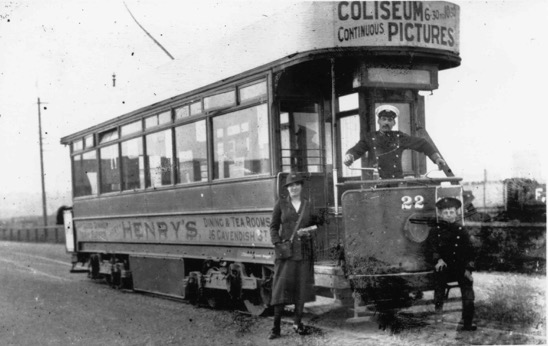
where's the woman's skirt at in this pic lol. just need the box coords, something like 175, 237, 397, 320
270, 258, 315, 305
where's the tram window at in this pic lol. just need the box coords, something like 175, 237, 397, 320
190, 101, 202, 115
121, 137, 144, 190
174, 105, 190, 120
239, 81, 267, 103
280, 101, 322, 173
98, 128, 119, 144
72, 139, 83, 152
145, 129, 173, 187
212, 104, 270, 179
145, 111, 172, 129
338, 93, 358, 112
159, 110, 171, 124
175, 120, 208, 184
144, 116, 156, 129
73, 151, 98, 197
100, 144, 121, 193
340, 114, 362, 177
121, 120, 142, 137
204, 90, 235, 111
84, 134, 94, 149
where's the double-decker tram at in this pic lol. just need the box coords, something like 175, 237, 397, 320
61, 1, 463, 316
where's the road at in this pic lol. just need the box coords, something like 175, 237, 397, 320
0, 242, 545, 346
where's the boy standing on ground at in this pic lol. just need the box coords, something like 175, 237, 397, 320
429, 197, 477, 331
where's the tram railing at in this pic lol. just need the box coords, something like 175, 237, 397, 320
0, 225, 65, 244
337, 176, 463, 188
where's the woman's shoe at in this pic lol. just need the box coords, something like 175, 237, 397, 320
268, 329, 281, 339
293, 323, 309, 335
434, 311, 443, 324
458, 324, 477, 331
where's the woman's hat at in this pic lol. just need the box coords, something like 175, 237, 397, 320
435, 197, 462, 210
284, 173, 304, 187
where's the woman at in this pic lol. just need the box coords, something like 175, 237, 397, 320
268, 173, 320, 339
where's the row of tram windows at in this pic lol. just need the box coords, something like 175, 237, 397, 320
69, 80, 327, 198
71, 80, 273, 197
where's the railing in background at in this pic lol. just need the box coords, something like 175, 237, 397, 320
467, 221, 546, 274
0, 226, 65, 244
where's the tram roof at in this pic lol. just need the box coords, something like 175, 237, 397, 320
61, 1, 460, 143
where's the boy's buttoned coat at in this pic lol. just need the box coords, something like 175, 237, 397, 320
428, 222, 475, 272
427, 221, 476, 327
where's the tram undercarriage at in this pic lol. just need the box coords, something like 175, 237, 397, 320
74, 250, 446, 321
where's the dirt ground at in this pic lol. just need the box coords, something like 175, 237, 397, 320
293, 271, 547, 346
0, 242, 545, 346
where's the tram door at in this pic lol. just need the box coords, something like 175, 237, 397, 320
277, 98, 334, 260
279, 100, 323, 174
278, 100, 327, 209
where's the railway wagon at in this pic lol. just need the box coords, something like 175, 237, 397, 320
462, 178, 546, 222
61, 1, 463, 314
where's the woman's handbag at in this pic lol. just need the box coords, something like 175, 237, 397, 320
274, 201, 307, 260
274, 240, 293, 260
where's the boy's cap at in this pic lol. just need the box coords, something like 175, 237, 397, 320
436, 197, 462, 209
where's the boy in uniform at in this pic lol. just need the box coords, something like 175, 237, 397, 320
429, 197, 477, 331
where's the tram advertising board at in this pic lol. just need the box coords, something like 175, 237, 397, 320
75, 213, 273, 247
335, 1, 460, 53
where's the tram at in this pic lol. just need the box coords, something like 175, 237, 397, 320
61, 1, 463, 315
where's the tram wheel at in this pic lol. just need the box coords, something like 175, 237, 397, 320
89, 254, 100, 279
243, 288, 271, 316
243, 299, 268, 316
111, 266, 122, 289
185, 275, 199, 305
205, 289, 225, 309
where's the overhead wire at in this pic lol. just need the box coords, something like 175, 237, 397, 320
123, 1, 175, 61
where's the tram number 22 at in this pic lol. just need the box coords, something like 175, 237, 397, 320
401, 195, 424, 209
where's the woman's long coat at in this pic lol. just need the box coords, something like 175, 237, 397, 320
269, 197, 318, 305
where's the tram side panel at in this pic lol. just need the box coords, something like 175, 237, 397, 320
71, 180, 274, 219
67, 179, 278, 301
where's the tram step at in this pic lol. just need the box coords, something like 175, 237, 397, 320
314, 264, 350, 290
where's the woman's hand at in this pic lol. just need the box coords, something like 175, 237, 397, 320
297, 228, 310, 237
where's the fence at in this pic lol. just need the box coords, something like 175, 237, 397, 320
0, 225, 65, 244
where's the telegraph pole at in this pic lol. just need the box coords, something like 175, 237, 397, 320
37, 98, 47, 226
483, 168, 487, 211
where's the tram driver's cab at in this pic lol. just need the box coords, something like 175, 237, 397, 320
272, 57, 458, 262
274, 58, 450, 203
337, 62, 447, 181
273, 56, 456, 260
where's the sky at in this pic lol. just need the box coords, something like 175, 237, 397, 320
0, 0, 547, 219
